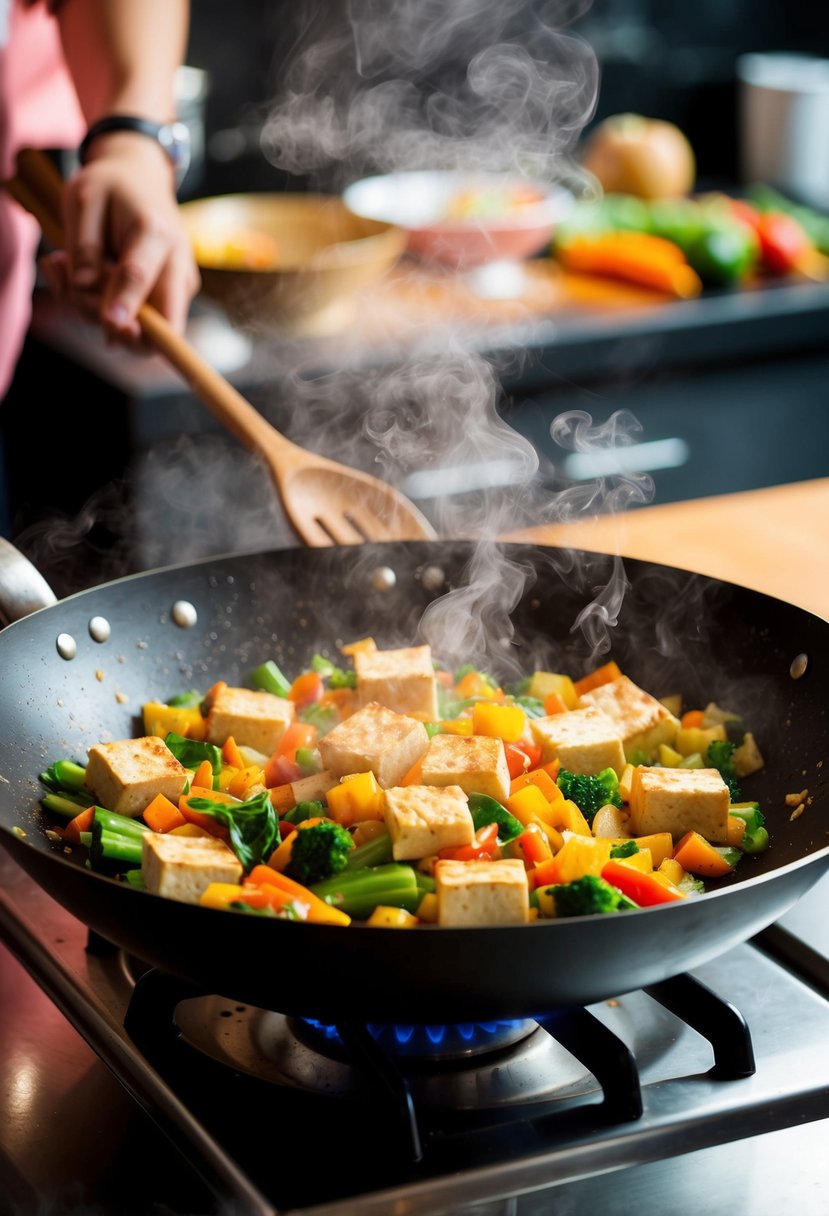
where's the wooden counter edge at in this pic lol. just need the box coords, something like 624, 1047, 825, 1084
501, 478, 829, 622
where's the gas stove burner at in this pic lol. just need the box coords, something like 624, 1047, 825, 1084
291, 1016, 538, 1063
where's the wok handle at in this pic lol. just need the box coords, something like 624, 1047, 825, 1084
0, 537, 58, 626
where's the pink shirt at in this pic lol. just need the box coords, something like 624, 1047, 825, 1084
0, 0, 84, 399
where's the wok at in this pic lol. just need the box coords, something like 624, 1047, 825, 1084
0, 536, 827, 1024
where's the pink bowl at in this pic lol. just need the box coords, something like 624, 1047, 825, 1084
342, 170, 575, 270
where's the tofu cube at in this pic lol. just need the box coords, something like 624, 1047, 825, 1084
629, 766, 730, 843
85, 736, 190, 818
421, 733, 511, 802
434, 859, 529, 926
142, 832, 243, 904
384, 784, 474, 860
579, 676, 679, 763
529, 706, 626, 777
317, 701, 430, 789
206, 686, 295, 755
354, 644, 438, 718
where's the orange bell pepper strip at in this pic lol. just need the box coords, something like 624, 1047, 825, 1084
247, 863, 351, 925
573, 660, 623, 697
543, 692, 569, 715
673, 830, 739, 877
288, 671, 324, 709
221, 736, 246, 769
143, 793, 187, 834
510, 824, 552, 867
192, 758, 214, 790
63, 804, 96, 844
601, 859, 686, 906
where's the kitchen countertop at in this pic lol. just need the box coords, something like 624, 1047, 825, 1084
507, 475, 829, 622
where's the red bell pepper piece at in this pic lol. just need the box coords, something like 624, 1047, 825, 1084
504, 740, 542, 779
601, 859, 685, 906
438, 821, 500, 861
754, 211, 811, 275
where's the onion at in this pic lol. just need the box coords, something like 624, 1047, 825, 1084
581, 113, 696, 199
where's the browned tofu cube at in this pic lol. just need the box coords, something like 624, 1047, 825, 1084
384, 784, 474, 860
629, 766, 730, 843
580, 676, 679, 763
529, 706, 626, 776
317, 701, 430, 788
434, 859, 529, 926
85, 736, 190, 818
205, 686, 294, 755
421, 733, 511, 802
354, 644, 438, 718
142, 833, 243, 904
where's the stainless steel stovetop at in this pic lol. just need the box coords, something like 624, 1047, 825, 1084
2, 851, 829, 1216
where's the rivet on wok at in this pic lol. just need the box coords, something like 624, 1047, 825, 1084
421, 565, 445, 592
172, 600, 198, 628
790, 653, 808, 680
88, 616, 111, 643
56, 633, 77, 660
370, 566, 396, 592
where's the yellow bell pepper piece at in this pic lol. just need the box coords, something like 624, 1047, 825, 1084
546, 798, 592, 837
658, 743, 683, 767
199, 882, 247, 909
142, 701, 206, 740
326, 771, 385, 826
471, 701, 526, 743
674, 723, 726, 757
546, 834, 612, 884
437, 718, 474, 735
612, 847, 653, 872
416, 892, 439, 923
506, 782, 551, 821
341, 637, 377, 657
526, 671, 580, 709
366, 905, 419, 928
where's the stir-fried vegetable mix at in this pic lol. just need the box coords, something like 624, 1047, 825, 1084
38, 639, 769, 927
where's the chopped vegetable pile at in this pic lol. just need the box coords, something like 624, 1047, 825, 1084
551, 185, 829, 296
38, 639, 769, 928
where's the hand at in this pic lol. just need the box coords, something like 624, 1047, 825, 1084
38, 133, 201, 347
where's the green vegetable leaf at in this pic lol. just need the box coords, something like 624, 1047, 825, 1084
166, 690, 203, 708
186, 791, 280, 874
164, 733, 222, 777
467, 793, 524, 842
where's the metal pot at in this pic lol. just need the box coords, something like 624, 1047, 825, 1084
0, 536, 826, 1023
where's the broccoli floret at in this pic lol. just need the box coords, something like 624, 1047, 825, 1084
729, 802, 769, 854
610, 839, 640, 859
285, 820, 354, 885
707, 740, 742, 800
546, 874, 636, 917
556, 767, 622, 824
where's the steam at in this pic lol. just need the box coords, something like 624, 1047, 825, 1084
16, 0, 669, 678
261, 0, 598, 187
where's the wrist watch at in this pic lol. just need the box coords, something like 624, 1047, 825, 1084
78, 115, 192, 187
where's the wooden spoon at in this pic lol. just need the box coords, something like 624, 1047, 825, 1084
9, 149, 436, 547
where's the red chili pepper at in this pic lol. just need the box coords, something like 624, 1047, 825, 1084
600, 860, 685, 906
754, 210, 811, 275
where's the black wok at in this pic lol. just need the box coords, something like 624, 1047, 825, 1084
0, 537, 827, 1024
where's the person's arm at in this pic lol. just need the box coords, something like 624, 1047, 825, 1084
41, 0, 200, 342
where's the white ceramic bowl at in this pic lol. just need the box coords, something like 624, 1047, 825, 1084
342, 170, 575, 269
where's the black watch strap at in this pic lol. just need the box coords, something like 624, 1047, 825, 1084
78, 114, 191, 185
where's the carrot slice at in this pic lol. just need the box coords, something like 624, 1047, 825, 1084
143, 793, 186, 833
